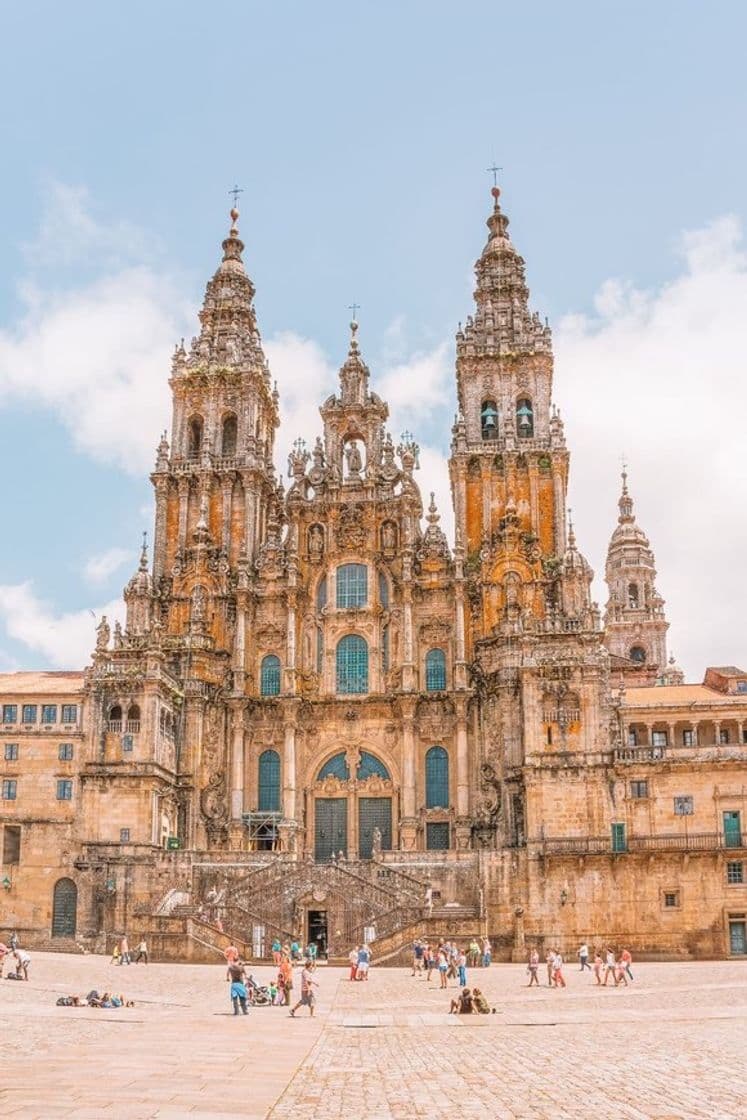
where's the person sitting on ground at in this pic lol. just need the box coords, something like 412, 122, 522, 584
472, 987, 492, 1014
449, 987, 475, 1014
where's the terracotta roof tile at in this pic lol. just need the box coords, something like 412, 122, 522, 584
0, 671, 85, 697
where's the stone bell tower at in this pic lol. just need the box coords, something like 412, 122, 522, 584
450, 186, 612, 851
603, 469, 669, 676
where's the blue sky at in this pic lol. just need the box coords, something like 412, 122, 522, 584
1, 0, 747, 675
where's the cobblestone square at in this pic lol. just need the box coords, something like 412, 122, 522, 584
0, 953, 745, 1119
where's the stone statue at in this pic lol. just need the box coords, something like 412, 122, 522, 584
345, 440, 363, 477
95, 615, 110, 651
308, 524, 324, 560
372, 826, 382, 857
381, 521, 396, 552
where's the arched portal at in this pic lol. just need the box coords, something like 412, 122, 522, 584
313, 750, 394, 861
51, 877, 77, 938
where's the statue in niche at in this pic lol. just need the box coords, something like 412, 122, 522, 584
345, 440, 363, 478
308, 524, 324, 561
372, 827, 382, 858
381, 521, 396, 553
191, 584, 207, 623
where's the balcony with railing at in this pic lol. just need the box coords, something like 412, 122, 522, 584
536, 832, 745, 856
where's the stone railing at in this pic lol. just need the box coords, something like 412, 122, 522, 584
537, 832, 744, 855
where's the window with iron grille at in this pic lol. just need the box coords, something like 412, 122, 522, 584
630, 780, 648, 799
719, 728, 730, 744
663, 891, 680, 908
2, 705, 17, 724
426, 821, 450, 850
58, 744, 74, 761
2, 779, 17, 800
61, 705, 77, 724
56, 779, 73, 801
41, 705, 57, 724
336, 564, 367, 609
627, 728, 638, 746
652, 730, 668, 747
4, 744, 18, 761
674, 795, 694, 816
120, 828, 130, 843
258, 749, 281, 812
425, 649, 447, 692
336, 635, 368, 694
682, 729, 695, 746
727, 861, 744, 885
260, 655, 281, 697
425, 746, 449, 809
21, 705, 36, 724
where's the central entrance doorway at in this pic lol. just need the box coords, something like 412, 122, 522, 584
315, 797, 347, 861
307, 910, 328, 959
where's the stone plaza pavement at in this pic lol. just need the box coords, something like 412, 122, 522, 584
0, 954, 745, 1119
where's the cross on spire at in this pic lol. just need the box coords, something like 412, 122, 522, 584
348, 301, 360, 322
228, 184, 244, 208
486, 163, 503, 187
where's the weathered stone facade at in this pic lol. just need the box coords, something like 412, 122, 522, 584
1, 190, 746, 960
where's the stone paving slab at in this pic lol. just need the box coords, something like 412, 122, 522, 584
1, 954, 746, 1118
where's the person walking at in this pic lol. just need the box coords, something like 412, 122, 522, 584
592, 951, 604, 985
227, 960, 248, 1015
120, 934, 131, 965
356, 943, 371, 981
271, 938, 282, 966
279, 955, 293, 1006
620, 947, 634, 982
412, 939, 424, 977
545, 950, 554, 987
481, 937, 492, 968
602, 948, 617, 986
134, 938, 148, 964
426, 943, 436, 982
348, 946, 359, 981
457, 947, 467, 988
290, 961, 319, 1017
437, 947, 449, 989
527, 948, 540, 987
577, 942, 590, 971
552, 950, 566, 989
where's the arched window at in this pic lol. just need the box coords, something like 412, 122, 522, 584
516, 398, 534, 437
378, 570, 389, 609
108, 704, 122, 731
126, 704, 140, 732
425, 746, 449, 809
318, 752, 350, 780
630, 646, 646, 664
336, 635, 369, 694
337, 564, 367, 609
481, 399, 498, 439
260, 654, 281, 696
187, 416, 203, 458
357, 752, 390, 780
221, 413, 237, 456
316, 575, 328, 611
258, 749, 281, 812
425, 648, 447, 691
627, 583, 640, 608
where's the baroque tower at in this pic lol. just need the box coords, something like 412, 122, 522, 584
450, 187, 611, 851
603, 469, 669, 676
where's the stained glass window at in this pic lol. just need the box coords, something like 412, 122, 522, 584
260, 654, 281, 697
425, 648, 447, 691
425, 746, 449, 808
258, 749, 281, 812
318, 752, 350, 780
357, 752, 390, 780
337, 564, 367, 609
336, 635, 368, 694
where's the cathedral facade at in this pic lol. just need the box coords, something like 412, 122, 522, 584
1, 190, 746, 960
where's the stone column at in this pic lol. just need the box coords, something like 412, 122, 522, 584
243, 476, 257, 559
399, 697, 418, 850
714, 720, 721, 746
221, 478, 233, 555
401, 556, 415, 691
553, 465, 567, 555
454, 695, 471, 849
177, 477, 189, 553
230, 715, 244, 822
153, 477, 168, 582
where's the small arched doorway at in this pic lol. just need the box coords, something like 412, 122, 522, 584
52, 877, 77, 938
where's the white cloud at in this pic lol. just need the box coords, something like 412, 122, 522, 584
0, 582, 125, 669
556, 214, 747, 679
83, 547, 133, 585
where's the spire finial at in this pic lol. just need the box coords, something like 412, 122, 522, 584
567, 507, 576, 548
139, 530, 148, 570
228, 184, 243, 229
487, 162, 503, 189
